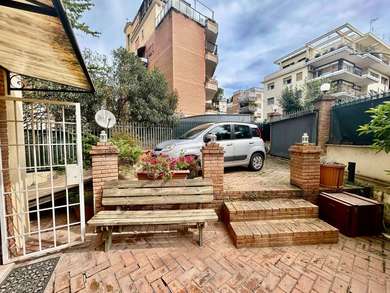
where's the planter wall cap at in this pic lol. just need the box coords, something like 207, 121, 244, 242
90, 142, 119, 155
289, 144, 321, 154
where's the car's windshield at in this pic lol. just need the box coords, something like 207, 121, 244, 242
180, 123, 213, 139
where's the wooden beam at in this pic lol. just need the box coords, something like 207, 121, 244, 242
0, 0, 57, 17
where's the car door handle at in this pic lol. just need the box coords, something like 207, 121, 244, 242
249, 142, 254, 145
226, 144, 233, 146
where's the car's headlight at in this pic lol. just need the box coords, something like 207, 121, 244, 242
164, 145, 175, 152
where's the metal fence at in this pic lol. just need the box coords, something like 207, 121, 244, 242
329, 92, 390, 145
110, 123, 174, 149
270, 110, 318, 158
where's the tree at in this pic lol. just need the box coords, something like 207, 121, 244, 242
358, 101, 390, 154
108, 48, 178, 124
304, 78, 335, 106
62, 0, 100, 37
212, 87, 224, 110
279, 87, 303, 113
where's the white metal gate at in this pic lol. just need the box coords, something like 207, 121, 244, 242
0, 96, 85, 263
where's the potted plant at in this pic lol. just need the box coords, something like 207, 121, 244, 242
136, 152, 193, 181
320, 161, 346, 189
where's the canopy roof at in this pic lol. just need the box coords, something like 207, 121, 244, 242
0, 0, 94, 92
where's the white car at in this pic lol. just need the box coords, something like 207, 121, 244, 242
153, 122, 266, 171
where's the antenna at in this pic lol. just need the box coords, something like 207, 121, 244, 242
95, 109, 117, 143
370, 17, 379, 33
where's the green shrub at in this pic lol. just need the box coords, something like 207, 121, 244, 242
109, 133, 143, 165
82, 133, 99, 168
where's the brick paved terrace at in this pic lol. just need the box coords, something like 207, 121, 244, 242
223, 156, 299, 192
44, 222, 390, 293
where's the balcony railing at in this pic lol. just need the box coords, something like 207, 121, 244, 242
206, 41, 218, 54
156, 0, 214, 28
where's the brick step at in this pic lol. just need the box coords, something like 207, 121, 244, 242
218, 187, 303, 201
224, 198, 318, 222
228, 218, 338, 248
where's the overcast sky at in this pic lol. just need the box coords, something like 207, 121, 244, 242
77, 0, 390, 98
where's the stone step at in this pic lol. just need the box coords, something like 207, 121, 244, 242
228, 218, 339, 248
224, 198, 318, 222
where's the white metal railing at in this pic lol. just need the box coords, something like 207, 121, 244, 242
110, 123, 174, 150
156, 0, 211, 27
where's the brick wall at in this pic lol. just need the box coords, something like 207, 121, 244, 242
90, 143, 119, 213
289, 144, 321, 203
201, 142, 224, 193
315, 96, 336, 153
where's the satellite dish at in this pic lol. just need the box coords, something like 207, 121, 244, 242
320, 83, 331, 93
95, 110, 116, 143
95, 109, 116, 129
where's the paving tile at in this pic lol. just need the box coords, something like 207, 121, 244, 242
261, 272, 281, 292
279, 274, 297, 292
295, 275, 314, 293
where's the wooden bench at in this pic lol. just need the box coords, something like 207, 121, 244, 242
88, 178, 218, 251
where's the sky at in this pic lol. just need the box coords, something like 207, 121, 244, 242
77, 0, 390, 98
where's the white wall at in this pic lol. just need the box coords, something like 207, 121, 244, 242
326, 144, 390, 183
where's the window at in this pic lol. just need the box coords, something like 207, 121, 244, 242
283, 76, 292, 85
267, 97, 275, 105
296, 72, 303, 81
251, 127, 261, 138
381, 76, 389, 86
267, 82, 275, 90
234, 125, 251, 139
369, 71, 380, 79
208, 125, 232, 141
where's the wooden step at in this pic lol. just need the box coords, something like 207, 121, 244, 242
224, 199, 318, 222
228, 218, 338, 248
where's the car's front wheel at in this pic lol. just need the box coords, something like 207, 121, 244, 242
249, 152, 264, 171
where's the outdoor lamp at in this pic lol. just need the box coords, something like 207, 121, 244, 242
302, 133, 309, 144
100, 130, 108, 143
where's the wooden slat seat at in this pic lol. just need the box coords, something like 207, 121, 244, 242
102, 178, 213, 206
88, 178, 217, 251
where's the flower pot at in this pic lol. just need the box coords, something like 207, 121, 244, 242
137, 170, 190, 180
320, 163, 346, 189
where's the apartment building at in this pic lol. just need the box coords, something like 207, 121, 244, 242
228, 87, 264, 122
124, 0, 218, 116
263, 23, 390, 120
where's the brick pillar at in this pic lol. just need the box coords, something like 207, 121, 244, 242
90, 142, 119, 213
315, 96, 336, 153
202, 142, 224, 193
289, 144, 321, 204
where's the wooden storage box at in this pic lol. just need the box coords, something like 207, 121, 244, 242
319, 192, 383, 237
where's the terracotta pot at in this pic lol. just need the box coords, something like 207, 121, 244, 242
320, 163, 346, 189
137, 170, 190, 180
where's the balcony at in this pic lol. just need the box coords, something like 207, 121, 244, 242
307, 46, 390, 76
239, 104, 258, 114
156, 0, 215, 29
206, 19, 218, 43
309, 62, 378, 86
205, 41, 218, 78
205, 78, 218, 100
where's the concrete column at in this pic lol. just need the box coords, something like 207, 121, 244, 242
90, 143, 119, 213
201, 142, 224, 193
289, 144, 321, 204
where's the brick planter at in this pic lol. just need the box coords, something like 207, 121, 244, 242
201, 142, 224, 193
289, 143, 321, 203
90, 143, 119, 213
